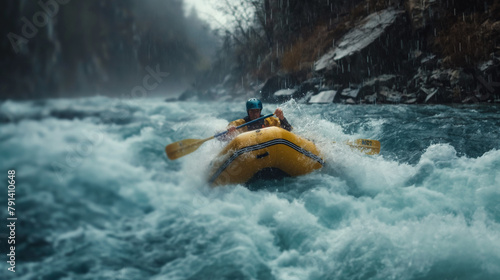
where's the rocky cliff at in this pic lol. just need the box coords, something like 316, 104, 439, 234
192, 0, 500, 105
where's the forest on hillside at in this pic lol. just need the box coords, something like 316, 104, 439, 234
1, 0, 218, 99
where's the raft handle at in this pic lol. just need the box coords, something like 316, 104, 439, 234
256, 151, 270, 159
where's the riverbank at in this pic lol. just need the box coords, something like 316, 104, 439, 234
183, 1, 500, 105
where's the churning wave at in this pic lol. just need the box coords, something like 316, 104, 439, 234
1, 97, 499, 279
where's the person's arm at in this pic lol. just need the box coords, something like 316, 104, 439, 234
274, 108, 293, 131
217, 119, 245, 141
279, 117, 293, 131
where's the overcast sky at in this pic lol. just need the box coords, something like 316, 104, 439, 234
183, 0, 229, 29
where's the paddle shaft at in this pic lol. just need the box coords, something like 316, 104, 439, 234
166, 113, 275, 160
213, 113, 274, 138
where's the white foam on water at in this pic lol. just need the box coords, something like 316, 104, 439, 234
2, 98, 499, 280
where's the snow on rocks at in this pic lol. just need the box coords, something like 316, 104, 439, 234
308, 90, 337, 104
314, 8, 404, 72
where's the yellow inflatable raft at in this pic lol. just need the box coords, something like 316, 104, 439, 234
208, 126, 324, 186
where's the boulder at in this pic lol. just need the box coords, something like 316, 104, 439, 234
295, 78, 320, 97
379, 87, 402, 103
450, 69, 474, 89
164, 97, 177, 102
345, 98, 356, 104
419, 87, 453, 104
406, 0, 440, 31
341, 87, 360, 99
309, 90, 338, 104
314, 8, 410, 84
421, 54, 438, 69
260, 75, 299, 102
358, 75, 398, 100
273, 88, 297, 103
365, 93, 377, 104
178, 89, 199, 101
314, 8, 405, 73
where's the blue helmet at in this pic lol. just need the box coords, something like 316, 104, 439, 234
246, 98, 262, 111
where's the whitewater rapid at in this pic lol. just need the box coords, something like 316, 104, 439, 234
1, 97, 499, 279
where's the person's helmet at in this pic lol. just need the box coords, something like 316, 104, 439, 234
246, 98, 262, 111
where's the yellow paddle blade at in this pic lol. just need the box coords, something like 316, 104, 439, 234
346, 139, 381, 155
165, 136, 214, 160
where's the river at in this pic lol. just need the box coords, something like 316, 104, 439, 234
1, 97, 499, 279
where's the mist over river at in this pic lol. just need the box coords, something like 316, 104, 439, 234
1, 97, 499, 279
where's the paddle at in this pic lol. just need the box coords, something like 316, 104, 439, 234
166, 113, 274, 160
341, 139, 381, 155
